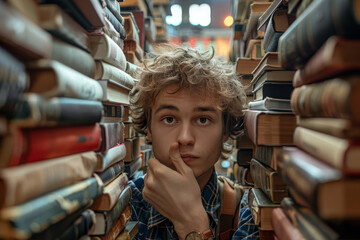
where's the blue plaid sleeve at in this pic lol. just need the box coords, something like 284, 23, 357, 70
232, 189, 259, 240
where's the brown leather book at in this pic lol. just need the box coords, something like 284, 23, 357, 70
244, 110, 296, 146
271, 208, 305, 240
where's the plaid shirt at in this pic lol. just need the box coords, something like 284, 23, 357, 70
129, 170, 259, 240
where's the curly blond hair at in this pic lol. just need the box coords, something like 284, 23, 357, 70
129, 46, 246, 159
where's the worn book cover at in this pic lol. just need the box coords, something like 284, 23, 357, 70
244, 110, 296, 146
278, 147, 360, 220
250, 158, 288, 203
95, 143, 127, 172
98, 122, 124, 153
248, 98, 292, 112
94, 61, 135, 89
98, 161, 125, 186
235, 58, 261, 75
271, 207, 305, 240
98, 79, 131, 106
0, 151, 98, 208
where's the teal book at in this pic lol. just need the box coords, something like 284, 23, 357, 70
278, 0, 360, 69
0, 175, 104, 239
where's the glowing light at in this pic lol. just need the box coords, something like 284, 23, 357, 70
166, 4, 182, 26
189, 4, 211, 27
224, 15, 233, 27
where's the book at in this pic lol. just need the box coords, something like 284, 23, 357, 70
293, 126, 360, 175
39, 0, 103, 30
98, 161, 125, 186
5, 0, 39, 24
91, 172, 128, 211
94, 61, 135, 90
98, 122, 124, 153
27, 60, 103, 101
0, 175, 103, 239
120, 0, 149, 17
144, 16, 156, 43
278, 147, 360, 220
263, 8, 292, 53
254, 146, 282, 171
250, 158, 288, 203
91, 205, 131, 240
244, 39, 264, 59
30, 203, 94, 240
0, 151, 98, 208
0, 46, 28, 111
50, 38, 96, 78
248, 188, 279, 231
271, 207, 305, 240
116, 221, 139, 240
122, 12, 140, 43
123, 39, 144, 62
280, 197, 340, 240
251, 70, 295, 91
98, 79, 131, 105
251, 52, 284, 83
125, 156, 143, 178
252, 82, 293, 101
101, 104, 125, 123
89, 34, 127, 71
124, 137, 141, 162
9, 94, 103, 127
244, 110, 296, 146
290, 74, 360, 123
0, 1, 52, 61
248, 98, 292, 112
296, 117, 360, 139
292, 37, 360, 88
20, 124, 101, 165
235, 58, 261, 75
90, 185, 131, 236
257, 0, 287, 31
243, 2, 272, 41
104, 0, 124, 25
103, 6, 127, 40
235, 148, 253, 167
95, 143, 127, 172
278, 0, 360, 69
37, 4, 90, 52
131, 10, 145, 50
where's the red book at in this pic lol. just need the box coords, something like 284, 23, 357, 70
271, 208, 305, 240
8, 124, 101, 166
131, 10, 145, 49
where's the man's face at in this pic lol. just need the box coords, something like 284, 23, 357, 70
148, 84, 226, 184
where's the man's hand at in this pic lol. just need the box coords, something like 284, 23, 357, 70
142, 142, 210, 239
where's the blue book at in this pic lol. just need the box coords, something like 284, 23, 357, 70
0, 176, 104, 239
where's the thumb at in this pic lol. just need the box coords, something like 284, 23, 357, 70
169, 142, 189, 175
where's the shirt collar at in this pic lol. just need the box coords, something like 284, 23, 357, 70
146, 170, 221, 229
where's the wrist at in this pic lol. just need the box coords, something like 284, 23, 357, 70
185, 229, 214, 240
173, 210, 210, 240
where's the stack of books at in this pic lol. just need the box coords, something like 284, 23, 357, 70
273, 0, 360, 239
0, 1, 142, 239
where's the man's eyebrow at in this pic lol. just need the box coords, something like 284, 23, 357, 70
154, 104, 179, 114
194, 106, 217, 113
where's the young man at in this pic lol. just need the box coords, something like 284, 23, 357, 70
128, 47, 256, 239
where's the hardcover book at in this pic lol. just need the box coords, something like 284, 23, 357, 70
95, 143, 127, 172
90, 185, 131, 236
248, 98, 292, 112
254, 145, 283, 170
248, 188, 279, 231
94, 61, 135, 89
252, 82, 293, 101
278, 147, 360, 220
271, 207, 305, 240
292, 37, 360, 88
0, 1, 52, 61
251, 70, 295, 91
116, 221, 139, 240
250, 158, 288, 203
37, 4, 90, 52
98, 161, 125, 186
235, 58, 261, 75
244, 109, 296, 146
291, 74, 360, 123
251, 52, 285, 83
0, 176, 104, 239
98, 79, 131, 106
98, 122, 124, 153
10, 94, 103, 127
293, 127, 360, 175
91, 172, 128, 211
0, 151, 98, 208
27, 60, 103, 100
278, 0, 360, 69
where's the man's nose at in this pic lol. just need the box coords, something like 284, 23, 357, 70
177, 122, 195, 146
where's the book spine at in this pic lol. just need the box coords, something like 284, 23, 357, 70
123, 15, 139, 43
290, 75, 360, 123
0, 1, 52, 61
11, 95, 103, 127
98, 122, 123, 152
91, 173, 128, 211
94, 61, 135, 89
73, 0, 105, 28
104, 0, 124, 25
0, 151, 98, 208
244, 110, 259, 145
18, 124, 101, 165
104, 6, 126, 39
51, 38, 96, 78
0, 46, 28, 110
250, 158, 288, 203
58, 209, 96, 240
37, 4, 90, 52
0, 176, 104, 239
98, 161, 124, 185
91, 185, 131, 236
95, 143, 127, 172
89, 35, 127, 71
271, 208, 304, 240
278, 0, 360, 68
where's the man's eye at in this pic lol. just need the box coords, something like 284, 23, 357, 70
162, 117, 175, 125
197, 117, 210, 125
